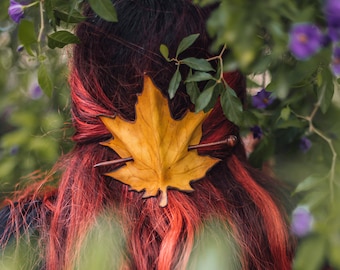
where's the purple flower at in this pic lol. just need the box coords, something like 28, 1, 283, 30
331, 47, 340, 76
29, 84, 43, 99
250, 125, 263, 139
10, 146, 19, 155
289, 23, 323, 60
17, 44, 24, 52
8, 0, 25, 23
328, 27, 340, 42
291, 206, 313, 237
325, 0, 340, 41
252, 88, 274, 109
325, 0, 340, 19
299, 137, 312, 153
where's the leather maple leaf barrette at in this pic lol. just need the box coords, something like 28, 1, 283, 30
94, 76, 237, 207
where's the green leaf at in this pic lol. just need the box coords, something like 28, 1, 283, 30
220, 86, 243, 125
246, 77, 261, 89
47, 31, 80, 49
280, 106, 291, 121
160, 44, 170, 61
44, 0, 56, 29
275, 118, 306, 129
248, 137, 275, 168
203, 83, 221, 112
54, 7, 86, 23
241, 110, 258, 127
185, 69, 200, 104
176, 33, 200, 57
329, 240, 340, 268
181, 58, 215, 72
318, 69, 334, 114
287, 59, 319, 86
88, 0, 118, 22
18, 20, 37, 56
195, 84, 216, 112
192, 0, 219, 6
38, 64, 53, 97
293, 236, 326, 270
294, 175, 324, 194
186, 81, 200, 105
185, 72, 215, 83
302, 190, 329, 210
168, 67, 181, 99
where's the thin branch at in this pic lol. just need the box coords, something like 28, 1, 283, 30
294, 84, 337, 202
206, 44, 227, 62
37, 1, 45, 55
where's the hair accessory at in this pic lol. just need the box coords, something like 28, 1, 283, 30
95, 76, 221, 207
188, 135, 238, 150
94, 135, 238, 168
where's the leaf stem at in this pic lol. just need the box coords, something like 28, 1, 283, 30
207, 44, 227, 83
37, 1, 44, 55
24, 1, 40, 9
295, 84, 337, 202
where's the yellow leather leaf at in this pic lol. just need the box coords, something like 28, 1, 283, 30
100, 76, 219, 207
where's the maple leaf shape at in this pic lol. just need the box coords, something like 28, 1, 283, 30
99, 76, 219, 207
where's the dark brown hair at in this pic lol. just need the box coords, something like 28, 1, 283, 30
1, 1, 293, 269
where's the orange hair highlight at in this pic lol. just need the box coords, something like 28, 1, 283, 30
0, 1, 294, 269
228, 155, 291, 269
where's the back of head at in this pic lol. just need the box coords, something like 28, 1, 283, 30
1, 1, 293, 269
70, 0, 246, 146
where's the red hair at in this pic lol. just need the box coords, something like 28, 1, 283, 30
1, 1, 294, 269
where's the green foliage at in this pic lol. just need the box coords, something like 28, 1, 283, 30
18, 20, 36, 56
176, 33, 200, 57
181, 57, 215, 72
1, 0, 340, 269
76, 213, 128, 270
47, 30, 80, 49
0, 0, 73, 197
88, 0, 118, 22
160, 1, 340, 269
195, 84, 216, 112
168, 67, 181, 99
37, 64, 53, 96
294, 235, 327, 270
188, 220, 241, 269
159, 44, 170, 61
220, 85, 243, 124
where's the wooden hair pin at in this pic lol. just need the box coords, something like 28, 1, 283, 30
94, 157, 133, 168
94, 135, 238, 168
188, 135, 238, 150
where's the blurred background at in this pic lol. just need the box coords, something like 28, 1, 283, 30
0, 0, 73, 200
1, 0, 340, 269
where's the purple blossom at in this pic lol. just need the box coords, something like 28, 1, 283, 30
29, 84, 43, 99
291, 206, 313, 237
325, 0, 340, 19
17, 44, 24, 52
299, 137, 312, 153
325, 0, 340, 41
289, 23, 323, 60
331, 47, 340, 76
327, 24, 340, 42
10, 146, 19, 155
250, 125, 263, 139
8, 0, 25, 23
252, 89, 274, 109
